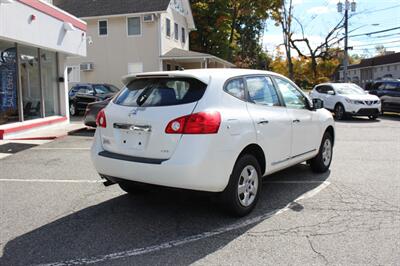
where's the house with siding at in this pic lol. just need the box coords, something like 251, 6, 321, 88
54, 0, 234, 87
339, 52, 400, 88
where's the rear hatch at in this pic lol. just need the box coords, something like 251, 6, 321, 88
100, 76, 208, 160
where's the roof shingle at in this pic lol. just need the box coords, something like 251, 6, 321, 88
358, 52, 400, 68
53, 0, 171, 18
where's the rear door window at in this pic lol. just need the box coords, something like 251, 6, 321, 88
224, 78, 246, 100
114, 78, 207, 107
385, 82, 400, 90
77, 86, 94, 96
94, 85, 114, 94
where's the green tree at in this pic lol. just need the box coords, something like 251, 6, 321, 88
189, 0, 280, 69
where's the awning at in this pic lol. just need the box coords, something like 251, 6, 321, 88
161, 48, 235, 68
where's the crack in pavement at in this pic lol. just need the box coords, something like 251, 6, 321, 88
306, 235, 329, 265
247, 183, 400, 238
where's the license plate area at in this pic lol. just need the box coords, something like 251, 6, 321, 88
119, 130, 150, 151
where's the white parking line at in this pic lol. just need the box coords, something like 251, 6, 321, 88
32, 148, 91, 150
0, 179, 329, 185
264, 180, 328, 184
40, 181, 330, 266
0, 153, 11, 160
0, 179, 104, 183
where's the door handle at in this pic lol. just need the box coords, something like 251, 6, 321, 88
293, 119, 301, 123
258, 120, 269, 125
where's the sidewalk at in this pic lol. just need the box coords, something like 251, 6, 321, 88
1, 117, 87, 141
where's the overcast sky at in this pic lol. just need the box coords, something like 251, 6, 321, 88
263, 0, 400, 57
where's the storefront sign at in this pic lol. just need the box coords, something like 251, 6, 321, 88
0, 48, 17, 112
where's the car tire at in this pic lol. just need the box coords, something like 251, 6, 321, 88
69, 103, 78, 116
368, 115, 378, 120
334, 103, 346, 120
221, 154, 262, 217
310, 131, 333, 173
118, 181, 149, 194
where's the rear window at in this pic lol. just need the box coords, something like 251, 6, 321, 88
93, 84, 118, 94
114, 78, 207, 107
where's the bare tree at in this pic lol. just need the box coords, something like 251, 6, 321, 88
289, 16, 345, 79
275, 0, 294, 79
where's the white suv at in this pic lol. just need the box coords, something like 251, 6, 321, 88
91, 69, 335, 216
310, 83, 381, 120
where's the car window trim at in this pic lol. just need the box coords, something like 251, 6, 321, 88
223, 76, 248, 102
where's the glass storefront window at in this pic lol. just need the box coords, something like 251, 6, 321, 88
41, 50, 59, 117
20, 45, 42, 121
1, 42, 60, 125
0, 40, 19, 125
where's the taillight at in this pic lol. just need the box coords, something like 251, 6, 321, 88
96, 109, 107, 128
165, 111, 221, 134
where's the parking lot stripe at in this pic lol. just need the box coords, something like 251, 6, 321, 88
264, 180, 328, 184
0, 179, 104, 183
0, 153, 11, 159
0, 179, 329, 185
32, 148, 91, 150
40, 181, 330, 266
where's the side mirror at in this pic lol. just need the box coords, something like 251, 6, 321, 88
312, 98, 324, 110
327, 90, 335, 95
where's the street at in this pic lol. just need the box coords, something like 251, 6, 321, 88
1, 115, 399, 265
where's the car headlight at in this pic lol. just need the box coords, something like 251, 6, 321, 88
345, 98, 356, 104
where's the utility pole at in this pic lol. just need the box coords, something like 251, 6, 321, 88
338, 0, 356, 83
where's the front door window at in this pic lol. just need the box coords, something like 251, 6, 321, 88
274, 77, 307, 109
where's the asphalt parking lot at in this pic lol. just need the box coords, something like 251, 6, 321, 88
1, 115, 399, 265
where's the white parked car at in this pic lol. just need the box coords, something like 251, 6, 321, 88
310, 83, 381, 120
91, 69, 335, 216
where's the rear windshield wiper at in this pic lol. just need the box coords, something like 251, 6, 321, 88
136, 87, 153, 106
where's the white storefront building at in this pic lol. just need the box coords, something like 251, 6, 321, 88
0, 0, 86, 139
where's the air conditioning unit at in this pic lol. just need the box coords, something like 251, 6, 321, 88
143, 14, 155, 23
80, 63, 94, 71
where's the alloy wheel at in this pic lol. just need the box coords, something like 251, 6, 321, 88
237, 165, 259, 207
322, 138, 332, 167
335, 105, 344, 120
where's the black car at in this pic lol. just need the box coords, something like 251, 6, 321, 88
368, 80, 400, 113
69, 83, 119, 116
83, 98, 110, 127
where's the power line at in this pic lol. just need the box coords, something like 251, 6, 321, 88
352, 40, 400, 47
353, 4, 400, 16
349, 27, 400, 38
352, 32, 400, 40
375, 33, 400, 38
350, 35, 400, 44
352, 45, 400, 51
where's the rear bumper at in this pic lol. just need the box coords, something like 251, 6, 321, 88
91, 130, 234, 192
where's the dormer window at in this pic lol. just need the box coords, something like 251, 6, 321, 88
98, 20, 108, 36
174, 23, 179, 40
166, 18, 171, 37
